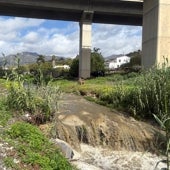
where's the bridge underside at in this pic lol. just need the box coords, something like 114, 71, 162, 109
0, 0, 142, 25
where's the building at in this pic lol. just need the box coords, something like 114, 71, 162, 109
53, 65, 70, 70
105, 56, 130, 70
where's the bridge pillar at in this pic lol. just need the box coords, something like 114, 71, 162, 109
79, 11, 93, 79
142, 0, 170, 68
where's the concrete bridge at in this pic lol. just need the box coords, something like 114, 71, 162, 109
0, 0, 169, 78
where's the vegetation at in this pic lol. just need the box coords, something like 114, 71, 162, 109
121, 50, 141, 72
0, 72, 74, 170
0, 98, 11, 126
6, 70, 61, 125
52, 65, 170, 121
1, 50, 170, 169
4, 122, 74, 170
154, 114, 170, 170
69, 48, 105, 78
91, 48, 105, 76
69, 56, 79, 77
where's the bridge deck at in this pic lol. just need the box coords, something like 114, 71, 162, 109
0, 0, 143, 25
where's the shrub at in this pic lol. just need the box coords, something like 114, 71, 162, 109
6, 71, 61, 125
132, 66, 170, 118
94, 64, 170, 119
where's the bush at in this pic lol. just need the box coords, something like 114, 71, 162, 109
133, 67, 170, 118
6, 71, 61, 125
7, 84, 61, 124
0, 68, 12, 78
115, 66, 170, 119
93, 64, 170, 119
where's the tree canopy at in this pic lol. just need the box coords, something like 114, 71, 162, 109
69, 48, 105, 78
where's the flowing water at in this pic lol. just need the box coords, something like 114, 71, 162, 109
54, 93, 166, 170
72, 144, 166, 170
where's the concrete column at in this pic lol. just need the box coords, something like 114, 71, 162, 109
79, 11, 93, 79
142, 0, 170, 68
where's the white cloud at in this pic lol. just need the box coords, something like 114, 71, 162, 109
92, 24, 142, 56
24, 32, 40, 43
0, 17, 142, 58
0, 17, 44, 33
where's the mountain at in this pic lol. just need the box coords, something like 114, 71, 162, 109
105, 50, 141, 61
105, 54, 124, 61
0, 52, 59, 67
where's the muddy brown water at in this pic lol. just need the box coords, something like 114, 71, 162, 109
51, 93, 164, 154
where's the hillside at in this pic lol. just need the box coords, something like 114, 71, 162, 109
0, 52, 62, 67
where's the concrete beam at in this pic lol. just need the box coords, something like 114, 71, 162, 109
79, 11, 93, 79
142, 0, 170, 68
0, 0, 143, 25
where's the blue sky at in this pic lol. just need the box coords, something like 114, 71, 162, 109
0, 16, 142, 58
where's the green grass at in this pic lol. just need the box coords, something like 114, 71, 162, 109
4, 122, 75, 170
51, 74, 136, 95
0, 98, 12, 126
51, 79, 78, 93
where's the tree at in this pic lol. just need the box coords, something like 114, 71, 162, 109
69, 56, 79, 77
130, 55, 141, 66
127, 50, 141, 66
91, 48, 105, 76
37, 55, 45, 65
121, 50, 141, 72
69, 48, 105, 78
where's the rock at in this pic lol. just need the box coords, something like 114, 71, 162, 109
0, 142, 13, 170
52, 138, 75, 159
73, 161, 102, 170
21, 113, 32, 122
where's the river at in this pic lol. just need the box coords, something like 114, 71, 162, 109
72, 144, 166, 170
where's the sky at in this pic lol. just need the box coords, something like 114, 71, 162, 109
0, 16, 142, 58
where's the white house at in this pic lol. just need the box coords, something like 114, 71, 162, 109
53, 64, 70, 70
52, 59, 70, 70
105, 55, 130, 70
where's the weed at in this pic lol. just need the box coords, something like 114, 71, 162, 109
5, 122, 75, 170
0, 98, 11, 126
154, 115, 170, 170
4, 157, 19, 169
6, 70, 61, 125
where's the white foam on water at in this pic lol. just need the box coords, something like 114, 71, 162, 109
72, 144, 166, 170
